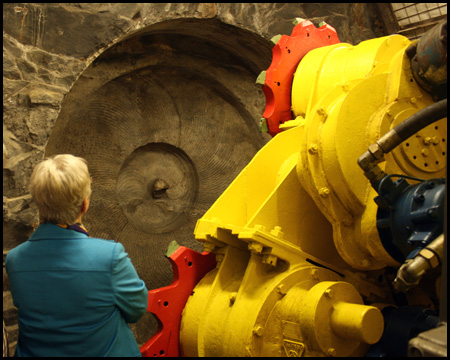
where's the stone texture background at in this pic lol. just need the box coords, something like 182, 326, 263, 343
3, 3, 387, 354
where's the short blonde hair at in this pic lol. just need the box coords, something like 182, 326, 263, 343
30, 154, 92, 224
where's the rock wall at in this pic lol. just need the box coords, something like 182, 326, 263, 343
3, 3, 386, 354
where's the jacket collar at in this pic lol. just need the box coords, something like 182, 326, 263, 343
29, 223, 89, 241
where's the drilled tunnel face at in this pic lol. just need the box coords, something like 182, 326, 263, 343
45, 19, 271, 298
116, 143, 199, 234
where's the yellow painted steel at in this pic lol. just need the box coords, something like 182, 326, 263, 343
179, 34, 446, 357
292, 35, 446, 270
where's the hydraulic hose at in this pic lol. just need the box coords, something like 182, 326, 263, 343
377, 98, 447, 154
358, 98, 447, 188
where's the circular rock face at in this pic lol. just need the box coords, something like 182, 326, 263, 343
44, 18, 271, 343
116, 143, 198, 234
44, 20, 271, 297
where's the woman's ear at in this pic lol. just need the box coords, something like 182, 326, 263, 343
81, 197, 90, 215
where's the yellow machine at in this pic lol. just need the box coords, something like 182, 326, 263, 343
142, 20, 447, 357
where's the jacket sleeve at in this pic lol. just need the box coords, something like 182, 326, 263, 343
111, 242, 148, 323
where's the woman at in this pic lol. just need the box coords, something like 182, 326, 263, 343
5, 154, 148, 357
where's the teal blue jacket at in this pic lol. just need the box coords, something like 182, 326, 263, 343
5, 223, 148, 357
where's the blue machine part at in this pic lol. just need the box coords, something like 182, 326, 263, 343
375, 176, 445, 263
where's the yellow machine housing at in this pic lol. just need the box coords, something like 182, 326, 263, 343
179, 30, 446, 357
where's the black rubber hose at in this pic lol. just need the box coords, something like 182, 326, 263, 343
382, 98, 447, 152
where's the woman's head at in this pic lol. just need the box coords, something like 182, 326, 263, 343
30, 154, 92, 224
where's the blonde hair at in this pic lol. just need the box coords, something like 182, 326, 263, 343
30, 154, 92, 224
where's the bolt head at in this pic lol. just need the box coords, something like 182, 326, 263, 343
319, 187, 330, 197
309, 144, 319, 154
311, 269, 320, 280
253, 325, 264, 337
325, 288, 333, 298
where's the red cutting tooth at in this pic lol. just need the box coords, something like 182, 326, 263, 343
262, 20, 340, 137
140, 245, 216, 357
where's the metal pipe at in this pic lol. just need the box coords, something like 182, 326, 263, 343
392, 234, 444, 292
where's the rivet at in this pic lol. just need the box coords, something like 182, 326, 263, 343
421, 149, 429, 157
325, 289, 334, 298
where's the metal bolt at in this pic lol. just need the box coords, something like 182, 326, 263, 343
421, 149, 430, 157
328, 348, 336, 356
325, 289, 334, 298
317, 107, 326, 115
277, 284, 287, 295
410, 97, 417, 104
253, 325, 264, 337
309, 144, 319, 154
248, 242, 263, 254
319, 187, 330, 197
203, 242, 216, 253
311, 269, 319, 280
270, 226, 284, 238
431, 136, 440, 145
423, 137, 432, 145
229, 292, 237, 305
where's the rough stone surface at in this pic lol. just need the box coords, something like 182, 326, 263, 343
3, 2, 387, 351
